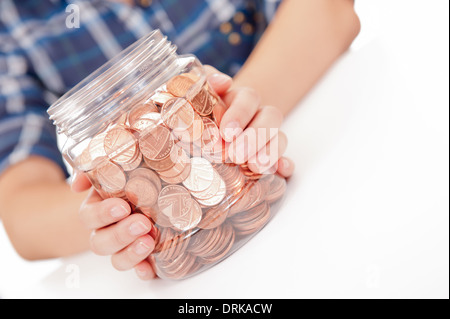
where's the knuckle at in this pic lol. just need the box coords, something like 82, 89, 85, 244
112, 225, 129, 247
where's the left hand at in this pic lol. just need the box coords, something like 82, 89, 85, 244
205, 66, 295, 177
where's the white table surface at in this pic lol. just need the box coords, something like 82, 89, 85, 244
0, 0, 448, 299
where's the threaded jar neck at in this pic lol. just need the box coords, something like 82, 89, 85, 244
48, 30, 180, 144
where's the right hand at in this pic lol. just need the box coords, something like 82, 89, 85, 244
72, 173, 157, 280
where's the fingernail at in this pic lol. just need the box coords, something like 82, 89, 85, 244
134, 241, 151, 255
257, 152, 271, 167
282, 158, 290, 170
110, 205, 128, 218
129, 221, 149, 236
208, 73, 232, 86
222, 121, 242, 142
135, 268, 147, 278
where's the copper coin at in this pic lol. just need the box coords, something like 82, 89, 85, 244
232, 202, 271, 237
129, 167, 162, 192
139, 125, 173, 161
158, 148, 190, 178
161, 98, 194, 131
144, 143, 179, 172
195, 117, 220, 151
125, 176, 158, 208
119, 151, 142, 171
195, 177, 226, 207
103, 128, 138, 164
202, 138, 228, 164
182, 157, 214, 192
166, 74, 196, 97
188, 226, 222, 257
172, 112, 204, 143
156, 252, 197, 280
127, 102, 158, 127
169, 199, 202, 231
96, 161, 127, 193
153, 227, 176, 260
198, 224, 235, 264
211, 93, 226, 125
142, 206, 172, 228
197, 203, 229, 230
75, 147, 94, 171
151, 91, 175, 107
185, 260, 203, 277
157, 185, 192, 219
130, 113, 161, 132
159, 161, 191, 185
88, 131, 108, 164
190, 169, 222, 200
177, 140, 203, 158
192, 87, 214, 116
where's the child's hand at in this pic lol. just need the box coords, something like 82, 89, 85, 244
206, 66, 294, 177
72, 174, 157, 280
70, 68, 293, 281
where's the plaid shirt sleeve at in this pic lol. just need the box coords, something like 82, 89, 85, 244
0, 22, 67, 176
0, 0, 284, 177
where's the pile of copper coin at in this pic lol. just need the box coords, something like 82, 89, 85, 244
75, 72, 286, 280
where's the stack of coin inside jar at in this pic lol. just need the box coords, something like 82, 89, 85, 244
75, 72, 286, 280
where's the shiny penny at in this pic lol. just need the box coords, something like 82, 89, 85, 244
139, 125, 173, 161
130, 113, 161, 132
119, 151, 142, 171
159, 161, 191, 185
103, 127, 138, 164
195, 177, 226, 207
127, 102, 158, 126
158, 148, 190, 178
192, 87, 214, 116
190, 169, 222, 200
96, 161, 127, 193
195, 117, 220, 151
197, 203, 229, 229
182, 157, 214, 192
125, 176, 158, 208
161, 98, 194, 131
151, 91, 175, 107
158, 185, 192, 219
166, 74, 196, 97
129, 167, 162, 192
170, 199, 203, 231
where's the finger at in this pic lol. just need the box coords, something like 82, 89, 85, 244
111, 235, 155, 271
90, 213, 153, 256
228, 106, 283, 164
204, 66, 232, 96
276, 157, 295, 178
71, 172, 92, 192
135, 260, 157, 280
219, 87, 261, 142
79, 192, 131, 230
247, 131, 288, 174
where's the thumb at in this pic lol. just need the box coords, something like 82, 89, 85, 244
71, 171, 92, 192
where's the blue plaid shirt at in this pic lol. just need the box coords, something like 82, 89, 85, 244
0, 0, 281, 176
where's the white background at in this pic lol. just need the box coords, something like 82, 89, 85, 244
0, 0, 448, 298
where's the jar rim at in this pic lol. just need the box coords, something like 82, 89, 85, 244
48, 30, 180, 143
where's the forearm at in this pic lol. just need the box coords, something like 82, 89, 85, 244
0, 157, 90, 260
234, 0, 360, 115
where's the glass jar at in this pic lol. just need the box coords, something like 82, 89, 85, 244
48, 30, 286, 280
